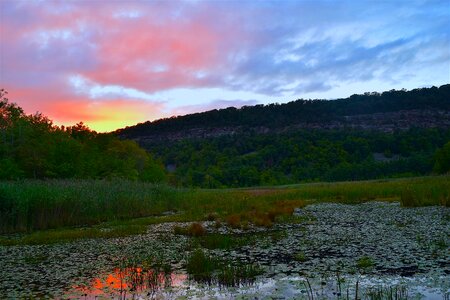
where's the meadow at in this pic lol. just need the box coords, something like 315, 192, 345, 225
0, 175, 448, 245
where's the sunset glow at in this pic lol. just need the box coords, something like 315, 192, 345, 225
70, 267, 187, 299
1, 0, 449, 131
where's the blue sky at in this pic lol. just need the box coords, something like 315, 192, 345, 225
1, 0, 449, 131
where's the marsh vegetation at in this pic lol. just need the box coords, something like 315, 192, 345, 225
0, 176, 448, 298
1, 175, 448, 236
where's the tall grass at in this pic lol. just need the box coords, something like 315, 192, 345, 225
186, 249, 262, 286
0, 179, 185, 233
0, 175, 448, 234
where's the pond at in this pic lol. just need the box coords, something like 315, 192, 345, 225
1, 202, 449, 299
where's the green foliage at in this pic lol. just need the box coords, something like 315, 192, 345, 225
118, 85, 450, 137
173, 222, 206, 237
0, 180, 181, 233
400, 189, 419, 207
0, 91, 166, 182
293, 251, 308, 262
1, 176, 448, 236
186, 249, 262, 286
140, 128, 449, 188
115, 85, 450, 188
356, 256, 374, 269
434, 141, 450, 174
186, 249, 218, 282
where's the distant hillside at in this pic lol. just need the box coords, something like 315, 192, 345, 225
116, 85, 450, 187
117, 85, 450, 141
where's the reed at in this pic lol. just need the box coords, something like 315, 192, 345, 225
1, 175, 448, 235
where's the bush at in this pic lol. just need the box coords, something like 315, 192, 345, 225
226, 214, 241, 229
434, 142, 450, 174
187, 222, 206, 236
173, 222, 206, 236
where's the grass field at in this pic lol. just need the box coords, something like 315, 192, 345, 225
0, 175, 448, 244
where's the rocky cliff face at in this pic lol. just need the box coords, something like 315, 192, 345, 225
124, 109, 450, 143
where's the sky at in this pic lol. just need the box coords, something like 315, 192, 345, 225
1, 0, 449, 132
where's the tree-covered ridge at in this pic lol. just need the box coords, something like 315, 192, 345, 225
0, 90, 166, 181
117, 84, 450, 137
143, 128, 450, 188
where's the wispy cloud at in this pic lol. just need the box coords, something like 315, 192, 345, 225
1, 0, 448, 131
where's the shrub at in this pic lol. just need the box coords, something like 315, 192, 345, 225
173, 222, 206, 236
226, 214, 241, 228
252, 213, 273, 228
205, 212, 218, 221
187, 222, 206, 237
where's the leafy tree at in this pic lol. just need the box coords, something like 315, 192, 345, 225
434, 142, 450, 174
0, 90, 167, 182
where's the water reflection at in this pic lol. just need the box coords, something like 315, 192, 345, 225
69, 267, 187, 299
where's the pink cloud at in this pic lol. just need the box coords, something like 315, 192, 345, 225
0, 1, 253, 132
2, 2, 245, 91
1, 2, 246, 131
3, 1, 444, 132
80, 8, 242, 92
7, 86, 164, 132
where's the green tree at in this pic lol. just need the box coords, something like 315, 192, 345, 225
434, 142, 450, 174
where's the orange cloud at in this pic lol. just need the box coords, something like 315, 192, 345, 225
50, 99, 164, 132
7, 87, 164, 132
1, 2, 249, 132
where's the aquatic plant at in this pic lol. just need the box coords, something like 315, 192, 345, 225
294, 251, 308, 262
1, 175, 448, 238
400, 188, 419, 207
186, 249, 217, 283
187, 222, 207, 236
217, 264, 262, 287
194, 233, 253, 250
173, 222, 206, 236
356, 256, 374, 270
364, 284, 409, 300
185, 249, 262, 287
110, 256, 174, 298
226, 214, 242, 229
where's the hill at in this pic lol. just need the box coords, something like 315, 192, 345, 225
116, 85, 450, 187
117, 85, 450, 141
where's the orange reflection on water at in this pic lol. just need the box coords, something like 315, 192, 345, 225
69, 267, 187, 299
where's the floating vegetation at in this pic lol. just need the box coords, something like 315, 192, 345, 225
1, 201, 448, 298
294, 251, 308, 262
356, 256, 375, 270
193, 233, 252, 250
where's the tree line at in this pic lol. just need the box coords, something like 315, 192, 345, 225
143, 128, 450, 188
0, 90, 166, 182
1, 87, 449, 186
118, 84, 450, 137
